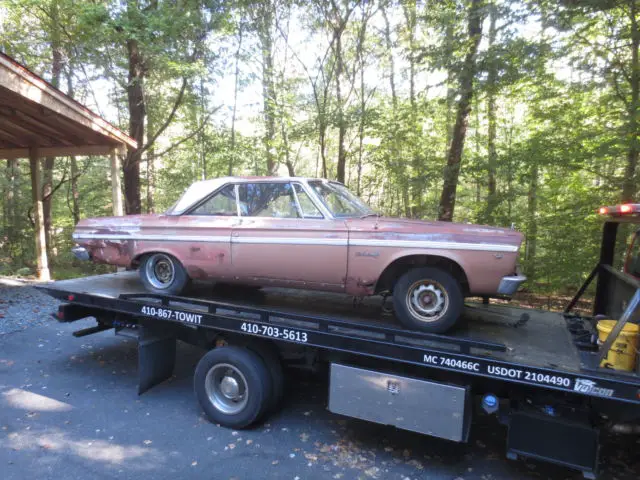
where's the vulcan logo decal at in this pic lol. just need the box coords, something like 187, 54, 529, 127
573, 378, 614, 397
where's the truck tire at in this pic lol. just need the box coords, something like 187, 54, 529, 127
392, 267, 463, 333
139, 253, 189, 295
247, 341, 285, 414
194, 346, 272, 429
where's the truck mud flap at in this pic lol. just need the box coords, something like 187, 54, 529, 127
507, 410, 599, 478
137, 326, 177, 395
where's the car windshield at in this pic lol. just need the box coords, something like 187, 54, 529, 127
308, 181, 376, 218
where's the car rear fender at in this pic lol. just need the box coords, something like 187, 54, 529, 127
131, 247, 185, 268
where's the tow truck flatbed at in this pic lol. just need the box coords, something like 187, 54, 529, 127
37, 271, 640, 478
39, 271, 639, 403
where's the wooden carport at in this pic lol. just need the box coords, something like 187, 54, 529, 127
0, 52, 137, 281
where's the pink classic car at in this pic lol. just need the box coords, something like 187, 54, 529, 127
72, 177, 525, 332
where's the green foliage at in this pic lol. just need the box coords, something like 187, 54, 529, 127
1, 0, 639, 294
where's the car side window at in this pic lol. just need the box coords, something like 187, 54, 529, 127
293, 184, 323, 219
190, 184, 237, 216
238, 183, 299, 218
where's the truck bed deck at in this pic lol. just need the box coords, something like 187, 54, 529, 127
40, 272, 640, 404
45, 272, 580, 371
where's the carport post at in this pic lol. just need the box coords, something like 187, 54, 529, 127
110, 148, 124, 216
29, 146, 50, 281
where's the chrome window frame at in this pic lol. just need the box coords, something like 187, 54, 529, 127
185, 183, 240, 217
180, 178, 337, 220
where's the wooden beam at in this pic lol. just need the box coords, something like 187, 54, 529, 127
29, 146, 50, 281
110, 148, 124, 216
0, 94, 106, 145
0, 144, 115, 160
13, 109, 81, 144
0, 57, 137, 149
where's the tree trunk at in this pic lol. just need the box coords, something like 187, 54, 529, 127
623, 0, 640, 202
382, 6, 397, 112
484, 3, 498, 224
67, 65, 80, 224
229, 22, 243, 176
335, 28, 347, 184
146, 117, 155, 214
382, 4, 410, 216
124, 32, 144, 214
43, 0, 63, 257
319, 113, 328, 178
525, 162, 538, 280
438, 0, 484, 221
445, 21, 455, 149
5, 159, 18, 253
258, 3, 277, 175
356, 5, 368, 196
403, 0, 420, 217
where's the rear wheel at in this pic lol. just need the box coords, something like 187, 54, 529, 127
139, 253, 189, 295
247, 341, 284, 413
194, 346, 272, 429
392, 267, 463, 333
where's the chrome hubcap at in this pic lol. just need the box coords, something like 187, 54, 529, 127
220, 376, 241, 400
145, 253, 175, 289
205, 364, 248, 415
406, 280, 448, 323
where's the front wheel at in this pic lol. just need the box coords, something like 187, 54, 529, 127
392, 267, 463, 333
139, 253, 189, 295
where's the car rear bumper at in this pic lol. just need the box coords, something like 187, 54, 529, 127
71, 246, 91, 261
497, 272, 526, 295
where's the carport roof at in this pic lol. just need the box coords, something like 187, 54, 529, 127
0, 51, 136, 159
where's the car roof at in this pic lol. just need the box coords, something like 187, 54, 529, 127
166, 176, 329, 215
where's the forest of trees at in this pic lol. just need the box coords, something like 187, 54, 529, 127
0, 0, 638, 293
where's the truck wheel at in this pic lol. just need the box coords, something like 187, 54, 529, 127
139, 253, 189, 295
247, 341, 285, 413
194, 346, 272, 429
392, 267, 463, 333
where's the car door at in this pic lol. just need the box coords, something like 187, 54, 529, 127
176, 183, 237, 281
230, 181, 348, 291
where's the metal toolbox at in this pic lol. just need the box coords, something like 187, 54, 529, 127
328, 363, 470, 442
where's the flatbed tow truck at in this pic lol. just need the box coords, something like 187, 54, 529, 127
38, 205, 640, 478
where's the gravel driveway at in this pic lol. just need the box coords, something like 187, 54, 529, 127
1, 278, 639, 480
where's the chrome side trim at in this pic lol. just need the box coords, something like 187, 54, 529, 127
73, 232, 518, 252
352, 239, 519, 253
72, 233, 230, 243
233, 237, 347, 246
